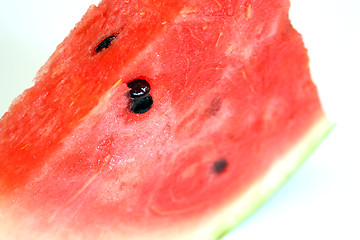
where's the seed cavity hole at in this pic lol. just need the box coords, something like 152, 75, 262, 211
127, 79, 153, 114
213, 159, 228, 174
96, 34, 118, 53
206, 98, 222, 116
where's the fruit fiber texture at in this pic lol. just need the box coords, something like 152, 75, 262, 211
0, 0, 331, 239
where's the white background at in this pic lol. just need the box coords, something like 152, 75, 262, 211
0, 0, 359, 239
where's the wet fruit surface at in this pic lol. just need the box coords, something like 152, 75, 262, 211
0, 0, 327, 239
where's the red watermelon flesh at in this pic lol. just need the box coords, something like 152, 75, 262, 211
0, 0, 332, 239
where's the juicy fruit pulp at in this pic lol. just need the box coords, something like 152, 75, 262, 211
0, 0, 331, 239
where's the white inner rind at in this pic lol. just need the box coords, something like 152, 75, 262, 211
0, 116, 333, 240
136, 115, 333, 240
194, 115, 332, 240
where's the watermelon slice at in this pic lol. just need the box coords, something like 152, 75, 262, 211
0, 0, 332, 239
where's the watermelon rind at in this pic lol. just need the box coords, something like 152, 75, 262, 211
0, 1, 333, 239
81, 116, 332, 240
144, 116, 332, 240
206, 116, 333, 240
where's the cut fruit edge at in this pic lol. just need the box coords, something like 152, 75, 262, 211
214, 116, 334, 239
202, 115, 333, 240
0, 115, 334, 240
141, 114, 334, 240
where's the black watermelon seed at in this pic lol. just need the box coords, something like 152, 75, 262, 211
213, 159, 228, 174
129, 95, 153, 114
96, 34, 118, 53
127, 79, 151, 99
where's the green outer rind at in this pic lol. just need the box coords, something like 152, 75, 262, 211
0, 114, 334, 240
216, 116, 334, 240
134, 115, 334, 240
191, 116, 334, 240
